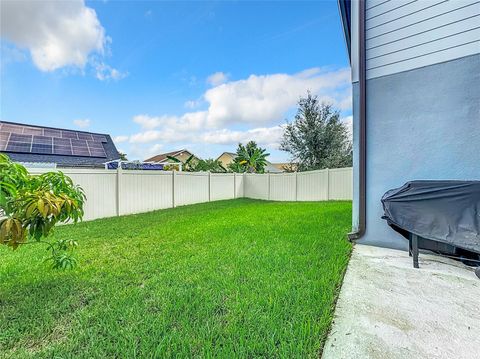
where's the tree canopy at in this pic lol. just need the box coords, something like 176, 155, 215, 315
166, 154, 226, 173
229, 141, 269, 173
192, 158, 227, 173
280, 92, 352, 171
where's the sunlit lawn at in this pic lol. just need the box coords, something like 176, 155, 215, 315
0, 199, 352, 358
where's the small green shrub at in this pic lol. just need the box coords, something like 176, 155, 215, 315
0, 154, 85, 268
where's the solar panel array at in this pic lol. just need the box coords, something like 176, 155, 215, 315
0, 123, 108, 158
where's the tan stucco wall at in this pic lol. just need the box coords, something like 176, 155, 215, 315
175, 151, 193, 162
217, 153, 235, 166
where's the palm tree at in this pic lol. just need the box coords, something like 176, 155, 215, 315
233, 141, 269, 173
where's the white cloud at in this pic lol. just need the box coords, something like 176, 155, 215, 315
73, 119, 91, 128
206, 71, 229, 86
133, 114, 163, 130
129, 130, 163, 144
132, 112, 207, 133
1, 1, 105, 71
126, 125, 284, 161
113, 135, 129, 143
94, 61, 128, 81
133, 67, 350, 133
129, 143, 164, 160
201, 126, 284, 147
129, 128, 195, 144
146, 144, 164, 158
184, 99, 202, 109
124, 68, 352, 156
203, 68, 351, 127
1, 0, 125, 80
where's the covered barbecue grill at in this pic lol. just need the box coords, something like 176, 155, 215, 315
381, 181, 480, 276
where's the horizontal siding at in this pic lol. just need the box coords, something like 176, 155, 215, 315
367, 0, 418, 20
366, 7, 480, 48
368, 28, 480, 67
367, 15, 480, 56
365, 0, 480, 79
367, 0, 393, 10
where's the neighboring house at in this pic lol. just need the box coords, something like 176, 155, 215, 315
0, 121, 120, 168
216, 152, 237, 167
216, 151, 283, 173
145, 149, 196, 163
338, 0, 480, 249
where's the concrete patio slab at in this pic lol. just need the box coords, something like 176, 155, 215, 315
322, 244, 480, 359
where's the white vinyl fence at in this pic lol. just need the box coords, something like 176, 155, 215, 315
29, 167, 352, 221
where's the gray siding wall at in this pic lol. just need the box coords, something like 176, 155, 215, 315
357, 54, 480, 249
365, 0, 480, 79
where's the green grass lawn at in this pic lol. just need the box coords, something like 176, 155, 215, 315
0, 199, 352, 358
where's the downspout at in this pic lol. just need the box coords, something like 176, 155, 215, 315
348, 0, 366, 241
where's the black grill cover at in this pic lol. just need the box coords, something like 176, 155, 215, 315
381, 181, 480, 254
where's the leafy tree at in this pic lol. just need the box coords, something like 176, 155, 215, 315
192, 159, 227, 173
165, 155, 226, 173
227, 161, 245, 173
280, 92, 352, 171
118, 152, 128, 161
0, 154, 85, 269
229, 141, 269, 173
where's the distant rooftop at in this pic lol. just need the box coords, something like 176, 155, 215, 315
144, 149, 194, 163
0, 121, 120, 168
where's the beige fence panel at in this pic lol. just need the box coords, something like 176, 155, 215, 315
269, 173, 296, 201
174, 172, 209, 206
297, 170, 329, 201
29, 168, 117, 221
244, 173, 269, 200
119, 170, 173, 215
27, 167, 352, 221
328, 167, 353, 200
211, 173, 235, 201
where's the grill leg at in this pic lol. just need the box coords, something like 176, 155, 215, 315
412, 234, 419, 269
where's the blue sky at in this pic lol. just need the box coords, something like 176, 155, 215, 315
1, 0, 351, 162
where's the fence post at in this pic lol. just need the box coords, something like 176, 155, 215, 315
208, 171, 211, 202
267, 173, 271, 200
116, 165, 122, 216
243, 172, 246, 198
326, 168, 330, 200
233, 173, 236, 199
172, 170, 176, 208
295, 171, 298, 202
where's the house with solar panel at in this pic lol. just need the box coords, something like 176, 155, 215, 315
0, 121, 121, 168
